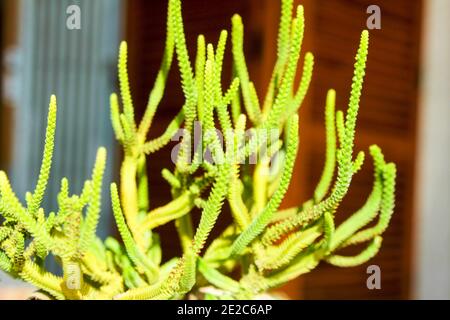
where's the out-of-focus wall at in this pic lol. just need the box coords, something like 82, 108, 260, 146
414, 0, 450, 300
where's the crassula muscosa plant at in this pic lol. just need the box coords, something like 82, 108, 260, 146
0, 0, 396, 300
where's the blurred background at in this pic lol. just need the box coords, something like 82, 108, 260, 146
0, 0, 448, 299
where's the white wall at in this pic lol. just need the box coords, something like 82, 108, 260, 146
414, 0, 450, 300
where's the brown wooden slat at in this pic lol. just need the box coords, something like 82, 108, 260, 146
298, 0, 421, 299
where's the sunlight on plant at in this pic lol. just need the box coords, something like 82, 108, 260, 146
0, 0, 396, 300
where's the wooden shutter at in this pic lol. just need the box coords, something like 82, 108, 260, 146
286, 0, 422, 299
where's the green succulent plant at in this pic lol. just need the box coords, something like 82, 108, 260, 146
0, 0, 396, 300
